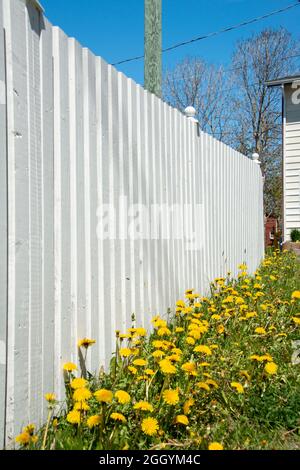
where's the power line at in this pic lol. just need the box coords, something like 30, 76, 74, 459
112, 1, 300, 66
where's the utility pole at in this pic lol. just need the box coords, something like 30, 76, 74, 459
144, 0, 162, 97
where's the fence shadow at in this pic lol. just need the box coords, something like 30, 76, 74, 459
26, 1, 45, 36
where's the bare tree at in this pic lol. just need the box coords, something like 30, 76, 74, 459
163, 57, 232, 142
164, 29, 300, 220
229, 28, 300, 218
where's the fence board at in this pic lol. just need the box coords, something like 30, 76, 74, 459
40, 17, 54, 423
0, 0, 7, 448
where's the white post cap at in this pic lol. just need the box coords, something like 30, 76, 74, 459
252, 152, 261, 165
184, 106, 197, 122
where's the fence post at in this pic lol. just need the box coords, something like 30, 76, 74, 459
144, 0, 162, 97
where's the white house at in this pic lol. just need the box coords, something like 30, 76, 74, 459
266, 75, 300, 242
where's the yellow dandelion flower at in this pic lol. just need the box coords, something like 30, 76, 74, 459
74, 401, 90, 411
240, 370, 251, 381
73, 387, 92, 402
190, 318, 201, 325
194, 345, 212, 355
67, 410, 81, 424
115, 390, 131, 404
183, 398, 194, 415
44, 393, 56, 403
133, 401, 154, 412
111, 412, 127, 423
185, 289, 194, 295
223, 295, 234, 304
153, 319, 167, 329
70, 378, 87, 389
211, 314, 221, 320
152, 350, 165, 358
264, 362, 278, 375
181, 362, 197, 375
292, 291, 300, 300
292, 317, 300, 325
94, 389, 113, 403
153, 340, 168, 349
255, 327, 266, 335
175, 414, 189, 425
119, 348, 132, 357
23, 424, 35, 435
15, 432, 30, 446
186, 336, 196, 345
183, 306, 193, 314
119, 334, 130, 339
196, 382, 210, 391
238, 263, 247, 270
246, 312, 257, 318
133, 358, 147, 367
163, 389, 180, 405
176, 300, 185, 308
175, 327, 185, 333
208, 442, 224, 450
128, 366, 138, 375
157, 327, 171, 337
199, 362, 211, 367
128, 327, 137, 334
141, 417, 159, 436
77, 338, 96, 348
63, 362, 77, 372
168, 354, 181, 362
206, 379, 218, 388
145, 368, 155, 376
171, 347, 182, 355
230, 382, 244, 394
159, 359, 176, 374
136, 327, 147, 337
87, 415, 101, 428
250, 354, 273, 362
217, 325, 225, 334
188, 329, 201, 340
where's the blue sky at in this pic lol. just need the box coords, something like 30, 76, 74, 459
41, 0, 300, 85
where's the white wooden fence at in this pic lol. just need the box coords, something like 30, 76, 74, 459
0, 0, 264, 447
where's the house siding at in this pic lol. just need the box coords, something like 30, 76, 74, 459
284, 84, 300, 240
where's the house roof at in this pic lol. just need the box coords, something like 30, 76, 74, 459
266, 75, 300, 87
